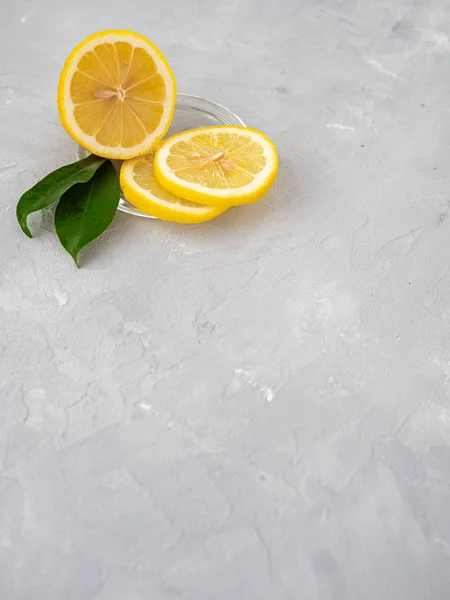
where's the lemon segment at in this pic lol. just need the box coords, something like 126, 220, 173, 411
57, 30, 176, 160
153, 125, 278, 206
120, 152, 228, 223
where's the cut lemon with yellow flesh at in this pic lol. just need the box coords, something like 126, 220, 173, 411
120, 152, 228, 223
57, 30, 176, 160
154, 125, 278, 206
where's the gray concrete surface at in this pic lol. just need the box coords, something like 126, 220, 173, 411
2, 0, 450, 598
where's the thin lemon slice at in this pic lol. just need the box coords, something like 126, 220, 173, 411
120, 152, 228, 223
153, 125, 278, 206
57, 30, 176, 160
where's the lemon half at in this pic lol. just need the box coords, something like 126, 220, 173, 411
57, 30, 176, 160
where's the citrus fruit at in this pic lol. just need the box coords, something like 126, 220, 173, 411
153, 125, 278, 206
57, 30, 176, 160
120, 152, 228, 223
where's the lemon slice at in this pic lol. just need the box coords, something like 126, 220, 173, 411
120, 152, 228, 223
153, 125, 278, 206
57, 30, 176, 160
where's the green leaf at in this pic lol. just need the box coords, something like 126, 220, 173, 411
17, 154, 106, 238
54, 160, 120, 267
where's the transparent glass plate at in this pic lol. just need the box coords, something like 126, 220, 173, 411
77, 93, 246, 219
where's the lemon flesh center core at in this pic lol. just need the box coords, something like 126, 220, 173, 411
70, 42, 167, 149
166, 132, 267, 189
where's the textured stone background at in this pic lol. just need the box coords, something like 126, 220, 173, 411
2, 0, 450, 598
